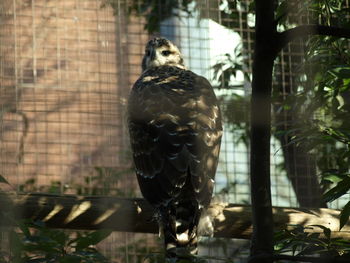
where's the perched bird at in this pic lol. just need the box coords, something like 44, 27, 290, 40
127, 37, 222, 258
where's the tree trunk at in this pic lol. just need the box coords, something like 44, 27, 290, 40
249, 1, 276, 262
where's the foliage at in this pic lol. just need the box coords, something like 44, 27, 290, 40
212, 45, 251, 87
285, 0, 350, 230
16, 167, 134, 197
274, 224, 350, 258
271, 0, 350, 257
322, 172, 350, 230
218, 0, 350, 232
0, 174, 112, 263
100, 0, 195, 33
0, 174, 10, 185
213, 45, 251, 147
75, 167, 134, 196
0, 219, 112, 263
218, 93, 250, 146
114, 237, 236, 263
217, 0, 254, 29
208, 0, 350, 259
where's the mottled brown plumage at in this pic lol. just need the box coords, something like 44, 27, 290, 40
127, 38, 222, 258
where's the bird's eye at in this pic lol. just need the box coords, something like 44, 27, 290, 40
161, 50, 171, 56
146, 50, 151, 56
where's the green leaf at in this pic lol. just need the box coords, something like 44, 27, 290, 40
47, 230, 68, 246
18, 220, 32, 237
275, 0, 288, 24
323, 176, 350, 203
309, 225, 331, 240
0, 174, 10, 185
75, 230, 112, 250
322, 172, 345, 184
329, 67, 350, 79
343, 78, 350, 88
248, 1, 255, 12
340, 201, 350, 230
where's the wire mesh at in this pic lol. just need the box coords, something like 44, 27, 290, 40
0, 0, 135, 195
0, 0, 347, 262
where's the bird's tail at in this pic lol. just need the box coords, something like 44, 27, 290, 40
160, 200, 201, 258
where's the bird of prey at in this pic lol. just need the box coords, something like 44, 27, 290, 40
127, 37, 222, 258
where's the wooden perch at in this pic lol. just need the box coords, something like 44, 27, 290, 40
0, 193, 349, 239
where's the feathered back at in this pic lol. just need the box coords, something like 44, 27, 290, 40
128, 38, 222, 258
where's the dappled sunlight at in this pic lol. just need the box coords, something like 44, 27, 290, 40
5, 193, 350, 240
43, 204, 64, 222
64, 201, 92, 224
280, 207, 349, 237
93, 204, 121, 225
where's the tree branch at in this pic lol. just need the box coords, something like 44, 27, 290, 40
277, 24, 350, 52
2, 193, 350, 239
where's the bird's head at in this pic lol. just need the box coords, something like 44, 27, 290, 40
142, 37, 185, 72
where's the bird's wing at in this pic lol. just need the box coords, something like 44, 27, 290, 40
128, 66, 222, 207
185, 75, 222, 207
